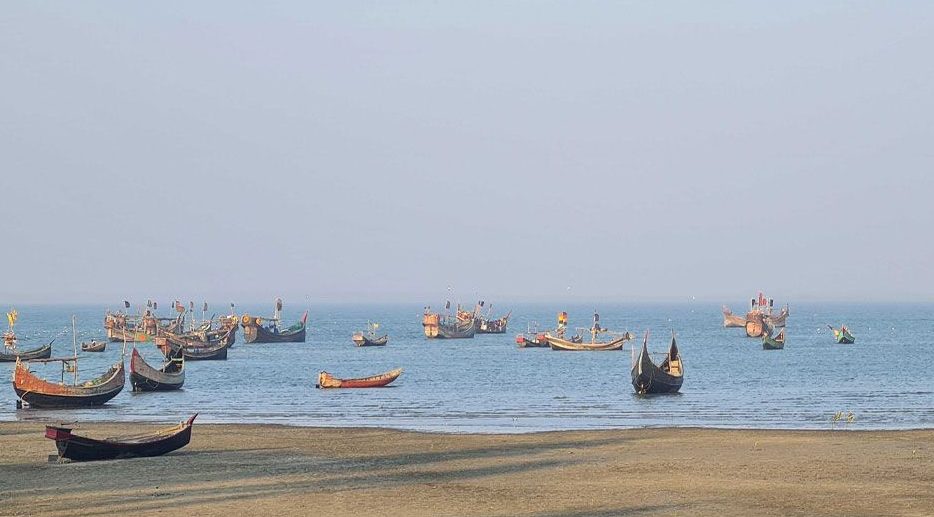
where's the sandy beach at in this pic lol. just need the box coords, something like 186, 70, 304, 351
0, 422, 930, 516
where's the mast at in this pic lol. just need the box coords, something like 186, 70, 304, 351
71, 315, 78, 384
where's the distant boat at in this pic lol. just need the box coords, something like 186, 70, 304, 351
516, 322, 549, 348
352, 322, 388, 347
155, 326, 235, 361
721, 306, 746, 328
460, 301, 510, 334
762, 328, 785, 350
316, 368, 403, 388
828, 325, 855, 344
423, 304, 476, 339
0, 341, 53, 362
547, 311, 633, 351
631, 331, 684, 394
104, 307, 184, 343
745, 312, 774, 338
81, 341, 106, 353
130, 347, 184, 391
45, 414, 197, 462
240, 299, 308, 343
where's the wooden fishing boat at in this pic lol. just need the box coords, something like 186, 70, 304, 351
240, 308, 308, 344
81, 341, 106, 353
631, 331, 684, 394
547, 332, 634, 351
516, 323, 550, 348
130, 347, 184, 391
156, 326, 234, 361
721, 306, 746, 328
13, 358, 125, 408
0, 341, 53, 362
828, 325, 855, 344
316, 368, 403, 388
352, 323, 388, 346
762, 328, 785, 350
45, 414, 197, 462
472, 303, 510, 334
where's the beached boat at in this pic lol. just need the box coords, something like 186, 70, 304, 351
241, 300, 308, 343
14, 357, 125, 408
352, 322, 388, 346
0, 341, 53, 362
631, 331, 684, 394
828, 325, 855, 344
721, 306, 746, 328
762, 328, 785, 350
130, 347, 184, 391
81, 341, 106, 353
316, 368, 403, 388
45, 414, 197, 462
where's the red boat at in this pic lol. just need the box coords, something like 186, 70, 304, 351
316, 368, 403, 388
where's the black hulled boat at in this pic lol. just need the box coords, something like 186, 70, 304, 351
45, 414, 197, 462
631, 331, 684, 394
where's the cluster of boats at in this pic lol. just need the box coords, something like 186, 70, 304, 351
723, 292, 856, 349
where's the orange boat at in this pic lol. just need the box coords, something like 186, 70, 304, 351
316, 368, 403, 389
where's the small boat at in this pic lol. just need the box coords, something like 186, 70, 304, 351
45, 414, 197, 462
81, 341, 107, 353
130, 347, 184, 391
241, 300, 308, 343
469, 302, 510, 334
828, 325, 855, 344
631, 331, 684, 394
0, 341, 53, 362
352, 322, 388, 346
316, 368, 403, 388
762, 328, 785, 350
765, 305, 790, 327
14, 358, 125, 408
547, 312, 633, 351
721, 306, 746, 328
516, 322, 549, 348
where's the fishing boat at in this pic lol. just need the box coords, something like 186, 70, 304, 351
155, 326, 235, 361
631, 331, 684, 394
516, 322, 549, 348
45, 414, 197, 462
721, 306, 746, 328
130, 347, 184, 391
240, 299, 308, 343
0, 342, 53, 362
104, 302, 183, 343
14, 358, 125, 408
828, 325, 855, 344
762, 328, 785, 350
423, 304, 477, 339
316, 368, 403, 388
765, 305, 790, 327
547, 312, 634, 351
13, 316, 126, 408
81, 341, 106, 353
466, 302, 509, 334
352, 322, 388, 346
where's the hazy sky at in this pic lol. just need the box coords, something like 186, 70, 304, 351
1, 2, 932, 304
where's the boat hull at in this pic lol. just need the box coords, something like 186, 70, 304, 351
762, 330, 785, 350
631, 336, 683, 394
45, 415, 196, 462
547, 333, 633, 351
317, 368, 403, 388
352, 334, 388, 346
130, 348, 184, 391
0, 343, 52, 362
13, 360, 125, 408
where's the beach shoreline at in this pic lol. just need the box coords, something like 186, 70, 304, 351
1, 422, 930, 516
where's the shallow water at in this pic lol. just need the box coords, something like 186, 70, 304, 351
1, 302, 931, 433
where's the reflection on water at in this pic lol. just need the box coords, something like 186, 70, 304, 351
2, 302, 932, 433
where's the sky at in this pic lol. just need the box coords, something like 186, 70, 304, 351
1, 2, 932, 304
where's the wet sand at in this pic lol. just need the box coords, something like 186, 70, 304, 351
0, 423, 931, 516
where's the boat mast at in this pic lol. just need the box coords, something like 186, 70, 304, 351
274, 298, 282, 331
71, 315, 79, 384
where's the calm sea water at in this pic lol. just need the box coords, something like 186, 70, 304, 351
1, 302, 931, 433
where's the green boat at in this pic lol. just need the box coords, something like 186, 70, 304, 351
828, 325, 855, 344
762, 328, 785, 350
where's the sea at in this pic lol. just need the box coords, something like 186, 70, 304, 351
1, 302, 931, 433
